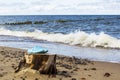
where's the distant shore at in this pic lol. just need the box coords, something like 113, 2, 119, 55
0, 46, 120, 80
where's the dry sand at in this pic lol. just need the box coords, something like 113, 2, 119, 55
0, 46, 120, 80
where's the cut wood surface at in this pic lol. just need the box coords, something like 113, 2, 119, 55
15, 54, 57, 76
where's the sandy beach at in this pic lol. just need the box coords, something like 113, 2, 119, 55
0, 46, 120, 80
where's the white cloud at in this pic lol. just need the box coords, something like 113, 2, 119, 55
0, 0, 119, 15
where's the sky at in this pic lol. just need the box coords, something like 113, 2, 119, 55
0, 0, 120, 15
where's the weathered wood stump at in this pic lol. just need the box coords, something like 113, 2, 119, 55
15, 54, 57, 77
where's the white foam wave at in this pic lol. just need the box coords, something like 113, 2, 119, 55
0, 28, 120, 49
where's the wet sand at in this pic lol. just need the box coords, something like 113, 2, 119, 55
0, 46, 120, 80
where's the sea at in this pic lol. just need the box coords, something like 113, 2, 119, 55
0, 15, 120, 63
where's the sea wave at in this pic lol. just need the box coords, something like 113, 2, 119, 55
0, 28, 120, 49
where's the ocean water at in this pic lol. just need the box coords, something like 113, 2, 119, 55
0, 15, 120, 63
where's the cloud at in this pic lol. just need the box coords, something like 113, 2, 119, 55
31, 0, 50, 5
0, 2, 25, 7
0, 0, 120, 15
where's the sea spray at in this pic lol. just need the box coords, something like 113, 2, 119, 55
0, 28, 120, 49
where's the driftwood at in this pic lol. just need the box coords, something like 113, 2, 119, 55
15, 54, 57, 77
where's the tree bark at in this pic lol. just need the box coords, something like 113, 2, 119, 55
15, 54, 57, 76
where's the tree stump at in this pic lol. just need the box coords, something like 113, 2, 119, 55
15, 54, 57, 77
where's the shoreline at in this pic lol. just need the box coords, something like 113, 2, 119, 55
1, 45, 120, 63
0, 46, 120, 80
